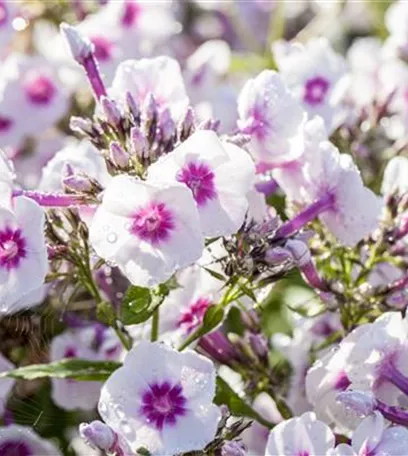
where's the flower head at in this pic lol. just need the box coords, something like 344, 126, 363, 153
98, 341, 220, 456
0, 425, 61, 455
90, 175, 204, 287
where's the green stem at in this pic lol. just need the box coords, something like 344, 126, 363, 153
113, 322, 132, 351
151, 308, 159, 342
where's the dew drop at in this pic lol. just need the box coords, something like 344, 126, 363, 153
107, 232, 118, 243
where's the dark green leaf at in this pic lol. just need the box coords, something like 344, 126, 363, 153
0, 359, 121, 381
121, 286, 152, 325
202, 305, 224, 333
203, 267, 226, 282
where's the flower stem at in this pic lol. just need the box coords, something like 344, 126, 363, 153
13, 189, 88, 207
151, 308, 159, 342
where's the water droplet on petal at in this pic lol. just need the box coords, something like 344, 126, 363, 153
107, 232, 118, 243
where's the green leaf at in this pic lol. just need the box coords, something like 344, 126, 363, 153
121, 286, 152, 325
203, 266, 226, 282
214, 377, 274, 429
202, 305, 224, 333
0, 359, 121, 381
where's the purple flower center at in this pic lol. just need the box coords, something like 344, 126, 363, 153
0, 441, 32, 456
0, 228, 26, 270
64, 347, 77, 358
177, 297, 211, 334
240, 108, 269, 141
0, 2, 8, 26
0, 115, 13, 132
140, 382, 187, 430
176, 162, 216, 206
333, 370, 351, 391
303, 76, 330, 106
90, 36, 114, 62
130, 202, 174, 244
24, 73, 56, 105
121, 1, 142, 27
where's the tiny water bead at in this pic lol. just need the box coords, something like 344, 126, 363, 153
0, 441, 32, 456
140, 382, 187, 430
303, 76, 330, 106
0, 228, 26, 270
130, 202, 174, 244
23, 73, 56, 105
177, 297, 211, 334
176, 161, 216, 206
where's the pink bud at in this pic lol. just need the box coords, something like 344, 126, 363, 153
337, 390, 377, 417
62, 174, 93, 193
79, 421, 116, 451
60, 23, 94, 63
285, 239, 310, 267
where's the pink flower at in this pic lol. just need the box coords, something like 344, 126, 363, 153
90, 175, 204, 287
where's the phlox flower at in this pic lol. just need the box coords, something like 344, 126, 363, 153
98, 341, 220, 456
147, 130, 255, 237
159, 265, 222, 344
237, 70, 304, 166
0, 196, 48, 314
0, 54, 70, 142
50, 326, 122, 411
331, 412, 408, 456
273, 38, 347, 132
0, 425, 62, 455
90, 175, 204, 287
265, 412, 335, 456
107, 56, 189, 120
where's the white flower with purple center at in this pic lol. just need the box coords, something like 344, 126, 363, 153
107, 56, 189, 120
90, 175, 204, 287
237, 70, 304, 167
159, 265, 222, 344
98, 341, 220, 456
148, 130, 255, 236
0, 54, 70, 138
273, 38, 347, 132
51, 326, 121, 411
0, 196, 48, 314
0, 425, 62, 456
265, 412, 335, 456
331, 412, 408, 456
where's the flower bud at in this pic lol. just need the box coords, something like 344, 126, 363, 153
337, 391, 377, 417
249, 333, 268, 360
179, 107, 195, 140
265, 246, 292, 265
109, 141, 129, 168
79, 421, 116, 451
130, 126, 148, 158
100, 96, 122, 127
285, 239, 310, 267
60, 23, 94, 63
221, 440, 247, 456
62, 174, 93, 193
143, 92, 158, 120
159, 108, 175, 142
70, 116, 94, 135
126, 91, 140, 120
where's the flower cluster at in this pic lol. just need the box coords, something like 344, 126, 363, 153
1, 1, 408, 455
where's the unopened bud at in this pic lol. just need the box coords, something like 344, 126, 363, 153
221, 440, 247, 456
337, 391, 377, 417
143, 92, 158, 120
101, 96, 122, 127
79, 421, 116, 451
265, 246, 292, 265
130, 126, 148, 158
159, 108, 175, 142
109, 141, 129, 168
285, 239, 310, 267
62, 174, 93, 193
126, 91, 140, 121
249, 333, 268, 360
70, 116, 94, 135
60, 23, 94, 63
179, 107, 195, 140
